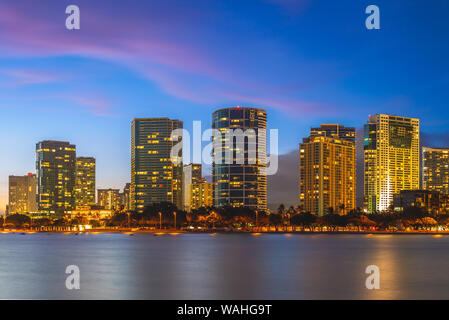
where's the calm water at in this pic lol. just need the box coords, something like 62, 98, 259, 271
1, 233, 449, 299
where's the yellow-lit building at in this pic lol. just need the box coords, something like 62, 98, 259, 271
68, 205, 114, 221
364, 114, 420, 213
182, 163, 202, 211
299, 124, 356, 216
97, 188, 121, 210
131, 118, 183, 212
36, 140, 76, 218
190, 179, 213, 210
8, 173, 37, 215
75, 157, 96, 206
423, 147, 449, 194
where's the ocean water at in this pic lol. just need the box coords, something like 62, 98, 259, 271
0, 233, 448, 299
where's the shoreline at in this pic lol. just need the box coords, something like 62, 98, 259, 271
1, 229, 449, 236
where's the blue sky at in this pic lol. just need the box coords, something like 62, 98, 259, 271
0, 0, 448, 211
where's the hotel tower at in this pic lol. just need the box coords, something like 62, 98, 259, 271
131, 118, 183, 212
364, 114, 420, 213
212, 107, 267, 211
299, 124, 356, 216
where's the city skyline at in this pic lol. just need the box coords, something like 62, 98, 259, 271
1, 0, 448, 213
4, 111, 446, 216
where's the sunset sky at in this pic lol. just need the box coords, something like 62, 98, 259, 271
0, 0, 448, 212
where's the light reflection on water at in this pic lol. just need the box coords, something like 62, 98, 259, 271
1, 233, 449, 299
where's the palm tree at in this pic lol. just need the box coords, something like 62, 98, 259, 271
278, 204, 285, 215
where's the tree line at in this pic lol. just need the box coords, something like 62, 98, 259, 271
2, 203, 448, 231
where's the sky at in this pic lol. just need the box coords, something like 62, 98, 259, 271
0, 0, 448, 212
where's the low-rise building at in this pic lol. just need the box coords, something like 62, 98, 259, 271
393, 190, 449, 215
68, 205, 115, 221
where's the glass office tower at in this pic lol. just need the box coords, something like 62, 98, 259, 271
212, 107, 267, 211
131, 118, 183, 212
36, 140, 76, 218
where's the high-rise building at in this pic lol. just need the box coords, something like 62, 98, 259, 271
310, 123, 356, 143
121, 183, 131, 211
299, 124, 356, 216
423, 147, 449, 194
364, 114, 420, 213
182, 163, 202, 212
8, 173, 37, 215
75, 157, 96, 207
190, 179, 213, 211
36, 140, 76, 218
131, 118, 183, 212
212, 107, 267, 211
97, 188, 121, 210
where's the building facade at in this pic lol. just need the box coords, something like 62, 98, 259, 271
97, 189, 121, 210
131, 118, 183, 212
75, 157, 96, 207
310, 123, 356, 144
121, 183, 131, 211
182, 163, 202, 211
8, 173, 37, 215
36, 140, 76, 218
364, 115, 420, 213
212, 107, 267, 211
299, 124, 356, 216
68, 205, 115, 222
422, 147, 449, 194
393, 190, 449, 215
190, 179, 213, 211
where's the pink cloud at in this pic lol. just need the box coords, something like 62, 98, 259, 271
70, 96, 115, 117
0, 1, 333, 117
0, 69, 62, 87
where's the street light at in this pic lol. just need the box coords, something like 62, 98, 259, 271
173, 211, 177, 230
158, 211, 162, 230
255, 210, 258, 231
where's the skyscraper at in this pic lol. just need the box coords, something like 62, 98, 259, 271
182, 163, 202, 212
131, 118, 183, 212
364, 114, 420, 213
212, 107, 267, 211
36, 140, 76, 218
97, 188, 121, 210
299, 124, 356, 216
8, 173, 37, 215
423, 147, 449, 194
75, 157, 96, 206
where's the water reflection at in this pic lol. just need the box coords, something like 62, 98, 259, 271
1, 233, 449, 299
